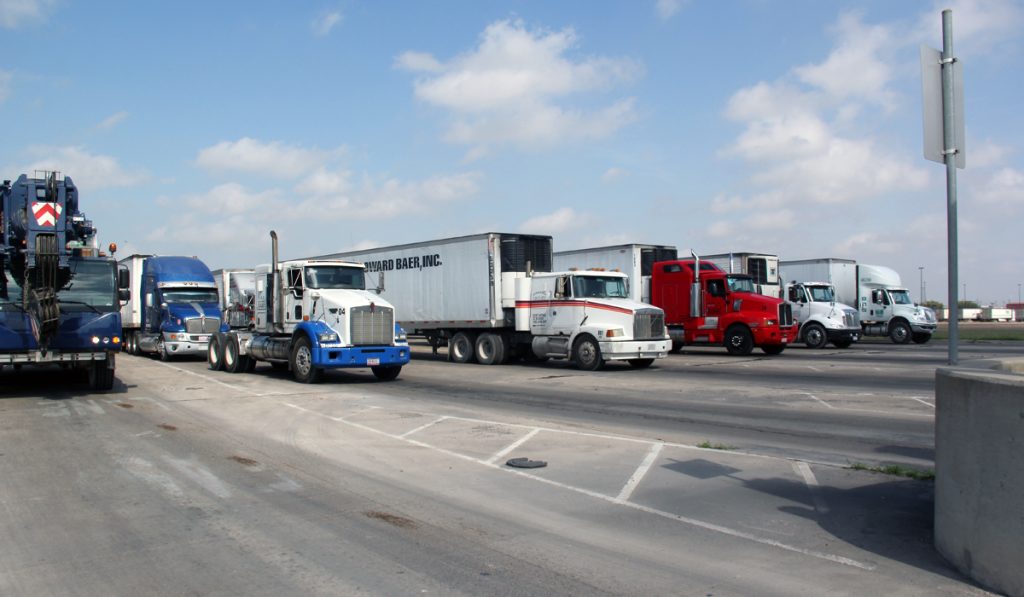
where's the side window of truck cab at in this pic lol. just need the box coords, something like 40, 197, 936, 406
555, 276, 571, 299
789, 286, 806, 302
706, 279, 725, 298
287, 268, 303, 297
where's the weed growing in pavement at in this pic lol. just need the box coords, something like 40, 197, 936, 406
697, 440, 737, 450
848, 462, 935, 480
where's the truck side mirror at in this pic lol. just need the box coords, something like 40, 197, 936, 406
376, 272, 385, 294
788, 287, 798, 302
118, 265, 130, 290
118, 289, 130, 302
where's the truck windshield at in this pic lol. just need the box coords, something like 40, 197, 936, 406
807, 285, 835, 302
572, 275, 628, 298
726, 276, 756, 294
889, 290, 913, 305
304, 266, 365, 290
161, 289, 220, 304
59, 259, 118, 312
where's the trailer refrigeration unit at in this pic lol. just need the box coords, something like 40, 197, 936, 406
555, 245, 795, 356
702, 252, 782, 298
207, 232, 410, 383
779, 258, 937, 344
0, 172, 128, 390
212, 268, 256, 329
120, 254, 223, 360
324, 233, 671, 370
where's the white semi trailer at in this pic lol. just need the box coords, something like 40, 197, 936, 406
322, 233, 671, 370
552, 243, 678, 303
780, 259, 937, 344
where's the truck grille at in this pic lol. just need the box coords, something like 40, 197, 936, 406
185, 317, 220, 333
778, 303, 794, 327
633, 308, 666, 340
350, 305, 394, 346
843, 309, 859, 328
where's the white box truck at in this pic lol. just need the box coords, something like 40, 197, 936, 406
703, 252, 782, 298
322, 233, 670, 370
781, 281, 861, 348
780, 259, 937, 344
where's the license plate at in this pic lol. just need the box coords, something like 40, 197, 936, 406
781, 338, 788, 343
197, 335, 209, 342
367, 358, 380, 366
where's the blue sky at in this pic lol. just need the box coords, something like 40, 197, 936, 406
1, 0, 1021, 306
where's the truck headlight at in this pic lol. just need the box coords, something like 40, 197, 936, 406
318, 332, 339, 343
605, 328, 624, 338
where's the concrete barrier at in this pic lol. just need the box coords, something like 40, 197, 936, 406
935, 364, 1024, 597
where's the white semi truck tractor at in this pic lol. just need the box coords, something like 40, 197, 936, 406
782, 281, 861, 348
208, 232, 410, 383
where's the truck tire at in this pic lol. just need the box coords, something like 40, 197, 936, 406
889, 320, 912, 344
628, 358, 654, 369
158, 339, 173, 362
573, 334, 604, 371
724, 325, 754, 356
669, 340, 684, 353
761, 344, 785, 355
208, 334, 224, 371
801, 322, 827, 349
88, 360, 115, 391
912, 332, 931, 344
475, 332, 505, 365
371, 365, 402, 381
224, 335, 245, 373
291, 336, 323, 383
450, 331, 476, 364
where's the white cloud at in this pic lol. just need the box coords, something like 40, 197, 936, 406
519, 207, 592, 234
295, 171, 481, 219
833, 232, 902, 257
311, 10, 342, 37
915, 0, 1024, 53
0, 69, 10, 102
97, 111, 128, 130
0, 0, 54, 28
655, 0, 685, 21
601, 167, 628, 183
196, 137, 346, 179
399, 19, 642, 156
24, 146, 146, 189
975, 167, 1024, 206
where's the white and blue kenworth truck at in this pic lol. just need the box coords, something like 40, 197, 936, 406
207, 232, 410, 383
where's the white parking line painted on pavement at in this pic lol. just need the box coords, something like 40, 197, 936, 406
485, 428, 541, 465
399, 415, 449, 439
910, 397, 935, 408
282, 401, 874, 571
616, 443, 663, 502
793, 461, 829, 514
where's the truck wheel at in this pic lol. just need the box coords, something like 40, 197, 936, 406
223, 335, 243, 373
628, 358, 654, 369
669, 340, 684, 353
573, 335, 604, 371
130, 332, 141, 355
912, 332, 931, 344
832, 339, 853, 348
291, 336, 323, 383
371, 365, 402, 381
208, 334, 224, 371
475, 332, 505, 365
889, 320, 912, 344
761, 344, 786, 355
802, 323, 827, 349
450, 332, 476, 364
724, 326, 754, 356
88, 360, 115, 391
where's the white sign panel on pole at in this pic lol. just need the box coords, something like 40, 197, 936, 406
920, 45, 965, 169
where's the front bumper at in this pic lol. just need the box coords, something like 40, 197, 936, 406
598, 338, 671, 361
911, 322, 937, 334
163, 332, 211, 356
826, 328, 861, 343
751, 325, 796, 346
313, 344, 411, 369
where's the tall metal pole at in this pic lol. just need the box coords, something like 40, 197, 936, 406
919, 266, 925, 303
942, 9, 960, 365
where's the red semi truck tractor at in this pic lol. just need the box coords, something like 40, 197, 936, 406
652, 257, 795, 355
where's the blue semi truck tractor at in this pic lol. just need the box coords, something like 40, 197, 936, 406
0, 172, 128, 390
207, 231, 410, 383
119, 255, 223, 360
